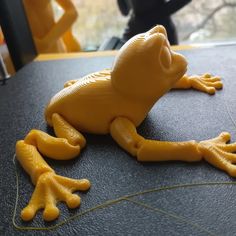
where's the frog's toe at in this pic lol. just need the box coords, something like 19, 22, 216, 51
43, 205, 60, 221
55, 175, 91, 191
64, 80, 77, 88
203, 132, 231, 144
218, 132, 231, 141
222, 143, 236, 153
66, 194, 81, 208
202, 73, 220, 80
202, 73, 212, 78
203, 80, 223, 90
21, 205, 38, 221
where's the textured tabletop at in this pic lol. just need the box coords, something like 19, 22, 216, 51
1, 46, 236, 235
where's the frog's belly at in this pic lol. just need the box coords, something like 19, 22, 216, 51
45, 94, 117, 134
45, 81, 147, 134
62, 106, 114, 134
46, 96, 146, 134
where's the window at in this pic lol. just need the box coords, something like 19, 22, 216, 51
62, 0, 236, 50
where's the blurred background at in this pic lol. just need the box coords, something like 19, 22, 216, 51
1, 0, 236, 75
55, 0, 236, 50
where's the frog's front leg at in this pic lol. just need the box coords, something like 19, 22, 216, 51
16, 113, 90, 221
173, 73, 223, 94
110, 117, 236, 177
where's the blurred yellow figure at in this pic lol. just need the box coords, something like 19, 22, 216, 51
0, 28, 4, 45
23, 0, 81, 53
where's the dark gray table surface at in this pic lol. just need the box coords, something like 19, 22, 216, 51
1, 46, 236, 236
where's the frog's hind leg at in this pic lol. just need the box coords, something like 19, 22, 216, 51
20, 129, 81, 160
18, 113, 86, 161
15, 113, 90, 221
110, 117, 236, 177
51, 113, 86, 149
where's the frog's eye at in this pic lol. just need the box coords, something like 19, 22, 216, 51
160, 46, 172, 69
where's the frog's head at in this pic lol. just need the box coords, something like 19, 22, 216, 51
111, 25, 187, 100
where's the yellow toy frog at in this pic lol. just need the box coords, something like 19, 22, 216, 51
16, 25, 235, 222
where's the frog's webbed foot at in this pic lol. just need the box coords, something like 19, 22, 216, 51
199, 132, 236, 176
21, 172, 90, 221
188, 73, 223, 94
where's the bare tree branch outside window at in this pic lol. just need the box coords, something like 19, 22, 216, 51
53, 0, 236, 50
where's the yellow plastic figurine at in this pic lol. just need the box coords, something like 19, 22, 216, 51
23, 0, 81, 53
16, 25, 236, 222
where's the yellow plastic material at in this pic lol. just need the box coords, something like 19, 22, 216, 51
16, 25, 236, 222
23, 0, 81, 53
0, 27, 4, 45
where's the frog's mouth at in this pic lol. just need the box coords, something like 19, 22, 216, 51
171, 49, 187, 73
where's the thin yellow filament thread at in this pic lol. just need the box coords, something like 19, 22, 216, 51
12, 154, 236, 233
125, 198, 216, 236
